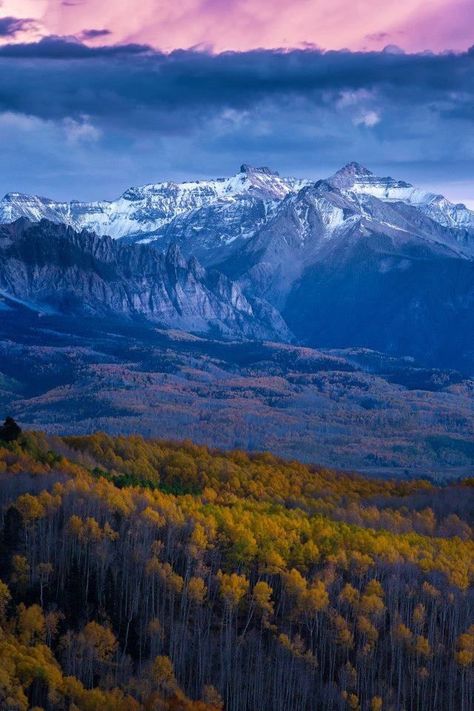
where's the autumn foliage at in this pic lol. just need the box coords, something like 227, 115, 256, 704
0, 430, 472, 710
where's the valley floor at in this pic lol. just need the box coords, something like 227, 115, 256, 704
1, 305, 473, 480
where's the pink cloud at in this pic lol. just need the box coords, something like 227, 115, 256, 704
1, 0, 472, 52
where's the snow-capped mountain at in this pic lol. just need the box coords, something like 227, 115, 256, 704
330, 162, 474, 236
207, 168, 473, 372
217, 170, 474, 305
1, 163, 473, 371
0, 165, 306, 243
2, 162, 473, 250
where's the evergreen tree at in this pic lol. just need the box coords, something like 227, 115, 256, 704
0, 416, 21, 442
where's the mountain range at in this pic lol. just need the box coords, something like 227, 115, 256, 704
2, 162, 473, 254
0, 164, 306, 246
1, 162, 473, 372
1, 162, 474, 476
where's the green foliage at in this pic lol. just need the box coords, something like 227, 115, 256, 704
91, 465, 202, 495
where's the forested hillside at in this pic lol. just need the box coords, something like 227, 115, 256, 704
0, 427, 472, 710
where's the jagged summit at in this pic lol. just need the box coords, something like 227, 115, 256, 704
329, 161, 418, 194
329, 162, 375, 189
3, 192, 24, 200
0, 165, 305, 242
338, 161, 373, 177
239, 164, 280, 176
1, 163, 473, 253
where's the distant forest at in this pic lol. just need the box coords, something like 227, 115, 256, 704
0, 422, 472, 710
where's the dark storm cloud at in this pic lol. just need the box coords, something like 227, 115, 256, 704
78, 29, 112, 41
0, 16, 36, 37
0, 37, 473, 200
0, 39, 472, 124
0, 35, 150, 58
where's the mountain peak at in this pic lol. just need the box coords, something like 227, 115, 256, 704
330, 162, 373, 185
239, 164, 280, 177
3, 192, 24, 200
342, 161, 373, 175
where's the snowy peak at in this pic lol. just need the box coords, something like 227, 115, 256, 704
329, 162, 375, 189
118, 164, 296, 204
234, 164, 301, 199
1, 192, 61, 221
240, 164, 278, 175
0, 165, 306, 242
329, 162, 411, 193
327, 163, 474, 236
1, 163, 473, 255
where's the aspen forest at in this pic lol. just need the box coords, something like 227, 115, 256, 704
0, 427, 472, 711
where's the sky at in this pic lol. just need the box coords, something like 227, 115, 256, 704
2, 0, 473, 53
0, 1, 473, 203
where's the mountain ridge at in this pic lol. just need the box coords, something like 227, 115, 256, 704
2, 163, 473, 250
0, 218, 290, 342
0, 164, 307, 243
1, 164, 474, 372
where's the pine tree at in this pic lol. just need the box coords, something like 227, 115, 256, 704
0, 416, 22, 443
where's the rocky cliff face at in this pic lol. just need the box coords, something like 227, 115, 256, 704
0, 219, 290, 341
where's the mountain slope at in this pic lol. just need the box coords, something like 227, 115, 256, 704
211, 173, 474, 370
330, 162, 474, 239
0, 165, 306, 245
283, 224, 474, 372
0, 218, 290, 341
220, 175, 473, 288
2, 163, 474, 371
